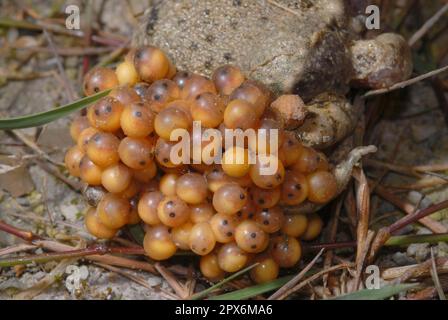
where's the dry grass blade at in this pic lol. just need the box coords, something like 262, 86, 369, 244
394, 260, 432, 285
35, 160, 82, 192
35, 240, 156, 273
364, 158, 421, 177
387, 199, 448, 234
0, 244, 37, 257
184, 265, 197, 297
0, 246, 104, 267
8, 127, 59, 166
355, 169, 370, 268
429, 248, 447, 300
363, 65, 448, 98
268, 248, 325, 300
390, 177, 448, 190
367, 197, 448, 263
94, 42, 130, 68
0, 220, 39, 241
95, 262, 154, 291
353, 230, 375, 292
274, 263, 352, 300
155, 263, 185, 299
87, 254, 157, 274
10, 45, 115, 56
43, 29, 78, 101
366, 159, 448, 183
0, 220, 159, 275
267, 0, 300, 16
383, 257, 448, 281
408, 3, 448, 47
373, 184, 447, 233
190, 264, 259, 300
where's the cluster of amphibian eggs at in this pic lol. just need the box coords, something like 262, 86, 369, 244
65, 46, 337, 284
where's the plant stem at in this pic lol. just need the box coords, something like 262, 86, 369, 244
385, 233, 448, 246
388, 199, 448, 234
190, 264, 259, 300
0, 220, 40, 242
0, 244, 146, 268
0, 247, 100, 267
305, 233, 448, 251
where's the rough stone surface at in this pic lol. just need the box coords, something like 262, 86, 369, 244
133, 0, 415, 151
133, 0, 353, 101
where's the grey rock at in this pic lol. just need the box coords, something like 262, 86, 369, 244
133, 0, 353, 101
407, 243, 430, 262
133, 0, 412, 150
391, 252, 415, 266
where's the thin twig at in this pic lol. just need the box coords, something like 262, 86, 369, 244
14, 258, 76, 299
355, 169, 370, 270
268, 249, 325, 300
367, 158, 448, 182
274, 264, 352, 300
363, 65, 448, 98
373, 184, 447, 233
155, 263, 184, 299
94, 41, 130, 68
0, 220, 161, 275
430, 248, 447, 300
267, 0, 301, 17
364, 158, 421, 178
0, 17, 125, 46
183, 264, 197, 297
388, 199, 448, 234
0, 220, 40, 241
43, 29, 78, 101
0, 244, 37, 257
367, 199, 448, 263
383, 258, 448, 282
35, 159, 82, 192
3, 71, 54, 81
95, 262, 155, 291
0, 245, 104, 267
322, 195, 344, 294
306, 233, 448, 251
0, 244, 146, 268
10, 45, 116, 56
353, 230, 375, 292
389, 177, 448, 190
408, 3, 448, 47
391, 259, 432, 284
6, 126, 59, 166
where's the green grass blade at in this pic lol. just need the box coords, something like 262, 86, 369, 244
0, 89, 110, 130
209, 275, 293, 300
190, 263, 259, 300
332, 283, 419, 300
386, 233, 448, 246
